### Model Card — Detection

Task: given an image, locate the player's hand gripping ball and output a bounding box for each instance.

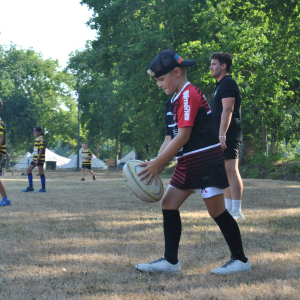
[123,160,164,203]
[80,153,90,161]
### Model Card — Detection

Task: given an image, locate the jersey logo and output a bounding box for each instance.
[183,90,190,121]
[214,90,217,97]
[166,112,173,115]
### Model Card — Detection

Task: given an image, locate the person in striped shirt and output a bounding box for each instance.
[22,126,46,193]
[80,142,95,181]
[0,99,11,206]
[135,49,251,275]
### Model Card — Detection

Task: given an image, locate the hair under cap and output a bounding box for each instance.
[33,126,43,132]
[149,49,195,78]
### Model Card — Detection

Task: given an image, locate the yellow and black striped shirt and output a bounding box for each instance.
[81,149,92,166]
[33,136,45,163]
[0,118,6,156]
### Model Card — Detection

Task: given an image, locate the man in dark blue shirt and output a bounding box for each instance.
[209,52,245,221]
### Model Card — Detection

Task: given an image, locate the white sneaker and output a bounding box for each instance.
[135,257,181,273]
[211,258,251,274]
[230,210,246,222]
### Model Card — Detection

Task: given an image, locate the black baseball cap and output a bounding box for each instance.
[33,126,43,132]
[149,49,195,78]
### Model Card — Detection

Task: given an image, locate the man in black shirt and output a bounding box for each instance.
[209,52,245,221]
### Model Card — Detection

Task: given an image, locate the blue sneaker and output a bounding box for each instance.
[22,187,34,192]
[0,199,11,206]
[35,189,46,193]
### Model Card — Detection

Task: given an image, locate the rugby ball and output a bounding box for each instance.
[123,160,164,203]
[80,153,90,160]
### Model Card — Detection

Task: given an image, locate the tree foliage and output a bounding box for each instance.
[69,0,300,158]
[0,44,77,159]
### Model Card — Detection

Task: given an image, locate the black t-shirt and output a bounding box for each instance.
[210,75,242,141]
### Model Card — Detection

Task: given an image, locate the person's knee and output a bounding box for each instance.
[161,197,175,210]
[207,207,225,219]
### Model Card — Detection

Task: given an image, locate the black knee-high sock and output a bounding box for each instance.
[163,210,181,264]
[214,210,247,263]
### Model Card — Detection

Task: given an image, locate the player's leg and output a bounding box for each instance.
[0,180,11,206]
[81,167,85,181]
[89,168,96,180]
[223,140,245,221]
[202,191,251,274]
[22,164,35,192]
[225,158,245,220]
[35,165,46,193]
[135,186,193,273]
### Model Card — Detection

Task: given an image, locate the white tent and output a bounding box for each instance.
[14,152,32,170]
[25,148,71,169]
[68,153,75,159]
[118,150,136,163]
[62,151,108,170]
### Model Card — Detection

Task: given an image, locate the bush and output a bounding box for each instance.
[288,164,300,174]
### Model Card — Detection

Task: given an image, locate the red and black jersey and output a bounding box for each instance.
[166,82,229,190]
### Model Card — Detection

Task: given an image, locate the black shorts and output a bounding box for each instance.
[0,154,5,168]
[82,165,91,170]
[223,140,241,160]
[30,161,44,167]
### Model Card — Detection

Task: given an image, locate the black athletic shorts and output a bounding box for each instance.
[31,161,44,166]
[223,140,241,160]
[0,154,5,167]
[82,165,91,170]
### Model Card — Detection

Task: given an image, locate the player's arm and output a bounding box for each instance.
[157,135,172,173]
[219,97,235,150]
[139,127,192,183]
[0,125,3,148]
[158,135,172,156]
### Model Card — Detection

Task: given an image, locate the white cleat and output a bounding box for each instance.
[135,257,181,274]
[230,210,246,222]
[211,258,252,275]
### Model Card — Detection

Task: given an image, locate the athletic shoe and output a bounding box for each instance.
[211,257,251,275]
[80,178,85,181]
[93,175,96,180]
[35,189,47,193]
[22,187,34,192]
[0,199,11,206]
[231,210,246,222]
[135,257,181,273]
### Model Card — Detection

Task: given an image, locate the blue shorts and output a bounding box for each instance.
[31,161,44,167]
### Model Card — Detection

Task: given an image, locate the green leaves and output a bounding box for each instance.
[0,45,77,154]
[70,0,300,157]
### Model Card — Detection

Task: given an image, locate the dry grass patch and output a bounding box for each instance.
[0,171,299,299]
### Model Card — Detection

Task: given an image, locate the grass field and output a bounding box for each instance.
[0,170,299,300]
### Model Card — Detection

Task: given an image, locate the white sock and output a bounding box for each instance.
[232,200,242,213]
[225,198,232,212]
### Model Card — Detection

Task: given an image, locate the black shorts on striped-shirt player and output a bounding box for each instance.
[82,164,91,169]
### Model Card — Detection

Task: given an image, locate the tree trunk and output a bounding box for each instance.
[95,141,99,158]
[136,151,144,160]
[119,143,123,160]
[145,144,150,161]
[115,138,118,168]
[270,131,276,153]
[262,124,267,154]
